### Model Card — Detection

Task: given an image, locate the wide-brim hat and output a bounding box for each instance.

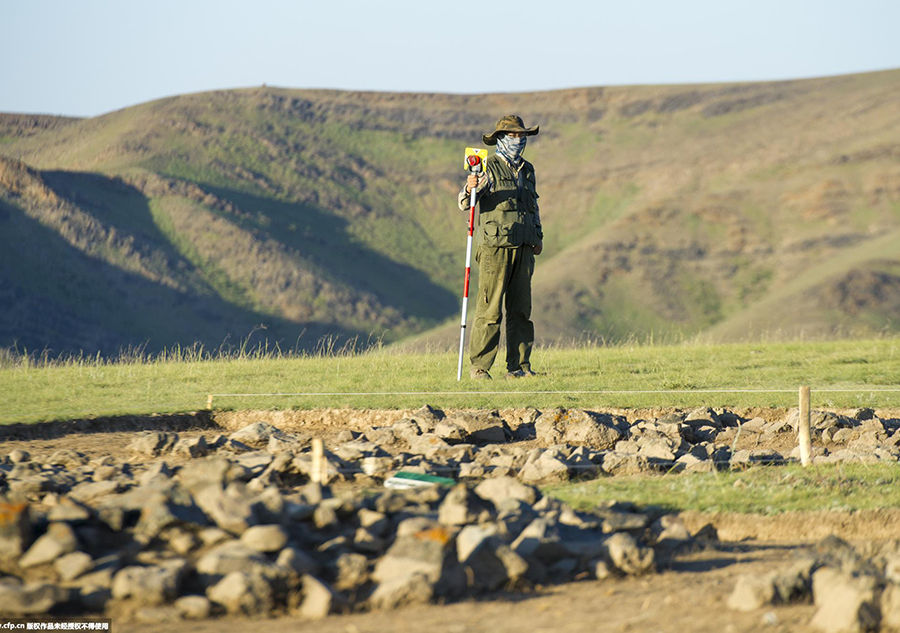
[482,115,540,146]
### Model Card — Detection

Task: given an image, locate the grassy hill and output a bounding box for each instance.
[2,70,900,357]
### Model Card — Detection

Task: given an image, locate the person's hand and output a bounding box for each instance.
[534,243,543,256]
[465,173,481,193]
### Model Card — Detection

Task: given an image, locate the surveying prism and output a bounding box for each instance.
[456,147,489,381]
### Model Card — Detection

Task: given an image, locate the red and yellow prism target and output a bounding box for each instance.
[464,147,488,172]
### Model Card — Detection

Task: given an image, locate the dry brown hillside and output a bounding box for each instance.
[2,69,900,356]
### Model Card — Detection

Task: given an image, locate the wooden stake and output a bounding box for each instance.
[206,394,213,411]
[311,438,324,484]
[798,386,812,467]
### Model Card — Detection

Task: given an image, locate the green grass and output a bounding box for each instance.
[1,338,899,425]
[548,462,900,514]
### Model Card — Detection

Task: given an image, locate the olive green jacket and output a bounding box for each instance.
[458,154,543,248]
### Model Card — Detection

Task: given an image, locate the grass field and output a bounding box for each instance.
[1,338,898,425]
[549,462,900,514]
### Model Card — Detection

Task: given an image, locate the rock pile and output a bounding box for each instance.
[728,536,900,633]
[0,432,680,621]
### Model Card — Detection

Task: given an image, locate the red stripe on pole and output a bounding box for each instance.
[463,267,471,296]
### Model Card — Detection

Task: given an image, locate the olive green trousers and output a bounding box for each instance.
[469,244,535,373]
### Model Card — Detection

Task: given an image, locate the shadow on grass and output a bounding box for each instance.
[0,411,218,441]
[0,175,370,358]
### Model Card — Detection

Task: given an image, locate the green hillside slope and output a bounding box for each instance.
[2,70,900,356]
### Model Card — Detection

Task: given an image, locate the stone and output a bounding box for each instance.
[127,432,178,457]
[361,456,393,478]
[364,427,398,446]
[459,463,487,479]
[392,418,422,440]
[592,559,612,579]
[434,420,466,442]
[652,515,693,552]
[94,466,120,485]
[727,574,776,612]
[240,525,289,553]
[535,408,624,449]
[730,449,784,467]
[456,525,527,591]
[207,570,275,615]
[138,462,174,487]
[167,530,200,556]
[93,464,121,481]
[229,422,288,447]
[178,457,248,493]
[78,585,111,612]
[444,411,508,444]
[174,595,212,620]
[235,451,274,472]
[136,491,209,540]
[111,562,186,606]
[333,440,382,463]
[518,451,570,483]
[47,499,92,524]
[604,532,654,575]
[373,527,458,591]
[196,541,284,588]
[408,434,454,459]
[0,582,63,614]
[8,449,31,463]
[292,453,343,485]
[334,552,369,592]
[411,405,442,432]
[810,567,880,633]
[358,508,389,536]
[354,528,386,554]
[474,477,539,506]
[68,480,122,503]
[172,436,209,458]
[438,484,494,526]
[773,558,816,603]
[46,449,88,468]
[881,584,900,632]
[54,551,94,581]
[591,506,650,533]
[600,452,652,476]
[0,501,31,560]
[198,527,231,547]
[685,407,722,427]
[276,546,320,576]
[298,574,339,619]
[133,606,181,624]
[369,572,434,610]
[19,522,78,568]
[638,439,677,463]
[511,516,569,562]
[75,556,120,591]
[313,504,339,530]
[217,438,253,454]
[194,484,258,534]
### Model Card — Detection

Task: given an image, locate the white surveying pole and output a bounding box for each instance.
[457,148,486,381]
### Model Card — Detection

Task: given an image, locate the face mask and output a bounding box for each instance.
[497,134,526,162]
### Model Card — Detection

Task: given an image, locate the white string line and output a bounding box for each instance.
[210,388,900,397]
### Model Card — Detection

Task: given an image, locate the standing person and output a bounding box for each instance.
[458,115,543,380]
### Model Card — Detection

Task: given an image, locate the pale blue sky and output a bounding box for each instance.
[2,0,899,117]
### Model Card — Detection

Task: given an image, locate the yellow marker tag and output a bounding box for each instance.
[464,147,488,173]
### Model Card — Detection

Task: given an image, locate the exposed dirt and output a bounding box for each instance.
[5,407,900,631]
[681,509,900,542]
[120,543,818,633]
[3,405,899,468]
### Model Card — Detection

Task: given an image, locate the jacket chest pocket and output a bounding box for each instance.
[482,223,521,248]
